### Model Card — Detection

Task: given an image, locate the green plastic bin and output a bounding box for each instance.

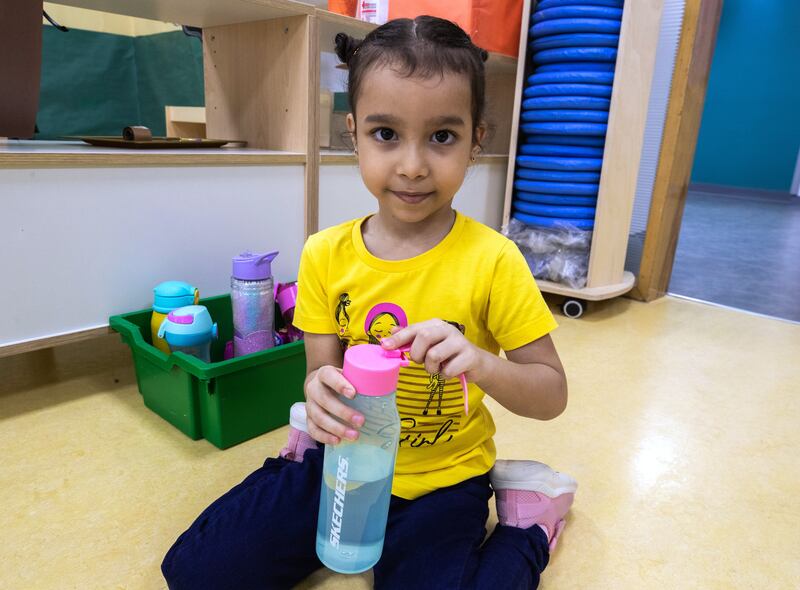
[109,294,306,449]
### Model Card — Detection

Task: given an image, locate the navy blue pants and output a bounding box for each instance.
[162,445,550,589]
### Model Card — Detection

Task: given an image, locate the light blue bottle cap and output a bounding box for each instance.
[158,305,218,347]
[153,281,198,313]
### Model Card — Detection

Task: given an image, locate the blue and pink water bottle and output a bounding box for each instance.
[151,281,199,354]
[316,344,405,574]
[157,305,218,363]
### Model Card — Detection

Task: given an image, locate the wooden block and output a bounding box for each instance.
[165,106,207,139]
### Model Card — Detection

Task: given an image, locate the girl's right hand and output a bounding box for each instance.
[304,365,365,445]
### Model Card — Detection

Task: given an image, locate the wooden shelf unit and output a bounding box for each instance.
[18,1,520,236]
[502,0,664,302]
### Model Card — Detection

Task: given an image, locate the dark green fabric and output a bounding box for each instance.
[36,27,204,139]
[134,31,205,137]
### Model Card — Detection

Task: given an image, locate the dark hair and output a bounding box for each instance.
[335,293,351,323]
[367,312,399,344]
[334,16,489,141]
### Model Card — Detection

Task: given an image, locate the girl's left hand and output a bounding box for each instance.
[380,319,488,381]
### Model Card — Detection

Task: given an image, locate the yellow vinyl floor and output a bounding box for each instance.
[1,296,798,589]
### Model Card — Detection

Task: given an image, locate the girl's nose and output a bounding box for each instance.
[396,145,429,180]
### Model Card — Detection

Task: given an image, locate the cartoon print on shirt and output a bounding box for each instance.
[364,302,408,344]
[424,373,446,416]
[367,312,399,344]
[421,320,466,417]
[334,293,352,349]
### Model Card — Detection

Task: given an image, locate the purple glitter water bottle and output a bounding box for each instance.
[231,251,278,357]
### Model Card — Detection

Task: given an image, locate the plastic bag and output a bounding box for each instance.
[503,218,592,289]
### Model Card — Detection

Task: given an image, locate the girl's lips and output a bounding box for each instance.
[392,190,434,204]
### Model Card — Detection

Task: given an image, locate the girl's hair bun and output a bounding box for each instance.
[479,48,489,62]
[335,32,363,64]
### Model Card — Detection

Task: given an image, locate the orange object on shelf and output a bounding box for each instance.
[328,0,357,17]
[328,0,523,57]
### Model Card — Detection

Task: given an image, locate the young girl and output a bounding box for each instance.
[162,16,577,589]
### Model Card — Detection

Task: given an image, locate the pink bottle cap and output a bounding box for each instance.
[344,344,470,414]
[343,344,410,396]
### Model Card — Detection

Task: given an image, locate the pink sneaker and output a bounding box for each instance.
[279,402,317,462]
[490,460,577,552]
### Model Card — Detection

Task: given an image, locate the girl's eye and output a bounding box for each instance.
[432,130,456,145]
[371,128,397,142]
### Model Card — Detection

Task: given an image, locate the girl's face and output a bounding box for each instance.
[347,65,484,226]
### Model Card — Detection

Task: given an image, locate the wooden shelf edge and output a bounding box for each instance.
[0,151,307,168]
[320,152,358,164]
[538,271,636,301]
[0,326,112,358]
[48,0,314,28]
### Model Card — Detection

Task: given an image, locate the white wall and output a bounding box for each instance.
[1,165,305,347]
[2,159,508,348]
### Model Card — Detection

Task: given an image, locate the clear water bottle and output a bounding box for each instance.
[316,344,406,574]
[231,251,278,357]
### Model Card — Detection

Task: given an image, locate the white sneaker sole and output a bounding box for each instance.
[490,460,578,496]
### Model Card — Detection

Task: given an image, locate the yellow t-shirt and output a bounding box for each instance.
[293,212,558,499]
